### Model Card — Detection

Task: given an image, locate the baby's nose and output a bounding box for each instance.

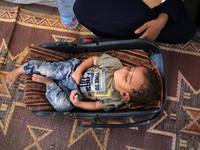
[122,69,128,74]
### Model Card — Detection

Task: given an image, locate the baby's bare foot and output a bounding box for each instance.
[7,66,24,86]
[32,74,54,86]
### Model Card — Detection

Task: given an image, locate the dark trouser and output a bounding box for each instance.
[74,0,197,44]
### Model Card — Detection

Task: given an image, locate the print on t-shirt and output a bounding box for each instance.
[80,68,106,94]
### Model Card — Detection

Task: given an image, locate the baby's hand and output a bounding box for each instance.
[70,90,80,106]
[72,70,82,85]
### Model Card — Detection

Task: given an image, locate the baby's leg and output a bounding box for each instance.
[32,74,54,86]
[7,65,24,86]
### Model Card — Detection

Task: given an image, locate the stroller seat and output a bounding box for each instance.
[24,39,167,128]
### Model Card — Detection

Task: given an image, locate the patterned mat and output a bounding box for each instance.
[0,1,200,150]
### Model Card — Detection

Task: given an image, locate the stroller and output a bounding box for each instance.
[25,38,167,128]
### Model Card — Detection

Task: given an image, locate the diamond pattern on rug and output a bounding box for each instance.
[25,125,54,150]
[0,38,25,135]
[147,71,200,150]
[68,120,110,150]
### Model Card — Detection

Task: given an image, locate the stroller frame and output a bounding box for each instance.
[31,39,167,128]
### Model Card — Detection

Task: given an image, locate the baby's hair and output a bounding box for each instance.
[129,67,161,107]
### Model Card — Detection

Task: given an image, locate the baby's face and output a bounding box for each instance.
[114,66,147,94]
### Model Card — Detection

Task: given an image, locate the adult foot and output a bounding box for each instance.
[32,74,54,86]
[7,66,24,86]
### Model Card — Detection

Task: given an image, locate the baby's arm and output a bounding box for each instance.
[70,90,102,110]
[72,56,99,84]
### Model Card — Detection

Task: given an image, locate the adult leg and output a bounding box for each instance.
[74,0,196,43]
[74,0,156,38]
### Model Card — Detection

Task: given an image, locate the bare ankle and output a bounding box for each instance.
[19,65,24,74]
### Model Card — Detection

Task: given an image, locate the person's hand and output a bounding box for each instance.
[135,13,169,41]
[72,69,82,85]
[70,90,80,106]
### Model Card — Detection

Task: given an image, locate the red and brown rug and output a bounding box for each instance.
[0,1,200,150]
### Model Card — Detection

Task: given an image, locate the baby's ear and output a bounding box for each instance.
[120,92,130,100]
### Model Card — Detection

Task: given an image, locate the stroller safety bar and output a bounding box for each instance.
[80,110,163,128]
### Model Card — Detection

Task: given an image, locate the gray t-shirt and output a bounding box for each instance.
[80,54,128,111]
